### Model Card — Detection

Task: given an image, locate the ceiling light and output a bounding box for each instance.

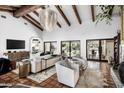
[40,6,57,32]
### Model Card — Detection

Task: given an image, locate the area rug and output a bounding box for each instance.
[27,67,56,83]
[12,67,56,83]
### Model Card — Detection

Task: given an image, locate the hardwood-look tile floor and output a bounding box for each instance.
[0,62,116,88]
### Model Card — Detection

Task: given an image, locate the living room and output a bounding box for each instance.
[0,4,124,88]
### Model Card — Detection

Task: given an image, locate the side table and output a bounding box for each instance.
[18,60,30,78]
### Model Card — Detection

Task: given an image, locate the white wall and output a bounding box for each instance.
[42,17,120,59]
[0,11,121,59]
[0,11,43,54]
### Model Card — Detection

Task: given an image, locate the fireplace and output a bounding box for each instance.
[110,44,124,88]
[111,68,124,88]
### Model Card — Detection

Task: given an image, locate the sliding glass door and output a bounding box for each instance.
[71,41,80,57]
[61,41,70,57]
[101,40,114,61]
[87,40,100,60]
[61,40,80,57]
[86,39,114,62]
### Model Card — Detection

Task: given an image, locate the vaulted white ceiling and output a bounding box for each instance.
[7,5,121,31]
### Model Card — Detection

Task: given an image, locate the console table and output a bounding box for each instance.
[42,58,48,74]
[41,55,60,73]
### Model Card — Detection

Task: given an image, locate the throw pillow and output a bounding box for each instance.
[60,58,72,69]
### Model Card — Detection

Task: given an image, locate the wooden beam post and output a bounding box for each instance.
[72,5,82,24]
[26,14,41,26]
[57,22,61,28]
[0,5,18,12]
[55,5,71,26]
[14,5,43,17]
[33,11,39,16]
[23,14,43,31]
[91,5,95,22]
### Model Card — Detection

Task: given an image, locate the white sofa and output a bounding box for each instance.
[30,56,42,73]
[55,61,79,87]
[31,54,60,73]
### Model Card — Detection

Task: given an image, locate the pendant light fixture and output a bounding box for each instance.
[40,6,57,32]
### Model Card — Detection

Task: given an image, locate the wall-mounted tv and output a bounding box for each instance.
[7,39,25,49]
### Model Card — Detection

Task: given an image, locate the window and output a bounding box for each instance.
[44,41,57,54]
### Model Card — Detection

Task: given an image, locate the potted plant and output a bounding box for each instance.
[96,5,124,24]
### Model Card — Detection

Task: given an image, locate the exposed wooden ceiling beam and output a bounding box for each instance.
[55,5,71,26]
[23,16,43,31]
[0,5,43,31]
[23,14,43,31]
[33,10,62,28]
[14,5,43,17]
[0,5,18,12]
[91,5,95,22]
[72,5,82,24]
[26,14,41,26]
[33,11,39,16]
[0,9,12,13]
[57,22,61,28]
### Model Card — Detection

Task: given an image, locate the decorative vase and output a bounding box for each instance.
[118,61,124,84]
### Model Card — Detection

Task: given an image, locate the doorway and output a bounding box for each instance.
[86,39,114,62]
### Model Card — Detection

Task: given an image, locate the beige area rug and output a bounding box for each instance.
[12,67,56,83]
[28,67,56,83]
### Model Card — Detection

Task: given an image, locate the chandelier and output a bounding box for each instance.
[40,6,57,32]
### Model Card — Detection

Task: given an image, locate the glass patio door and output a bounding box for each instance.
[87,40,100,60]
[86,39,114,62]
[101,40,114,61]
[61,41,70,57]
[71,41,80,57]
[61,40,80,57]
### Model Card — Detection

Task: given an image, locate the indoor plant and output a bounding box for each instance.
[96,5,124,24]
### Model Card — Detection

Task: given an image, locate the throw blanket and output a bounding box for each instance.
[0,58,12,74]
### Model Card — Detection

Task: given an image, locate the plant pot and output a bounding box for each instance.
[118,61,124,84]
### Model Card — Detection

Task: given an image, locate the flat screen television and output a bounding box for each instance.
[7,39,25,49]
